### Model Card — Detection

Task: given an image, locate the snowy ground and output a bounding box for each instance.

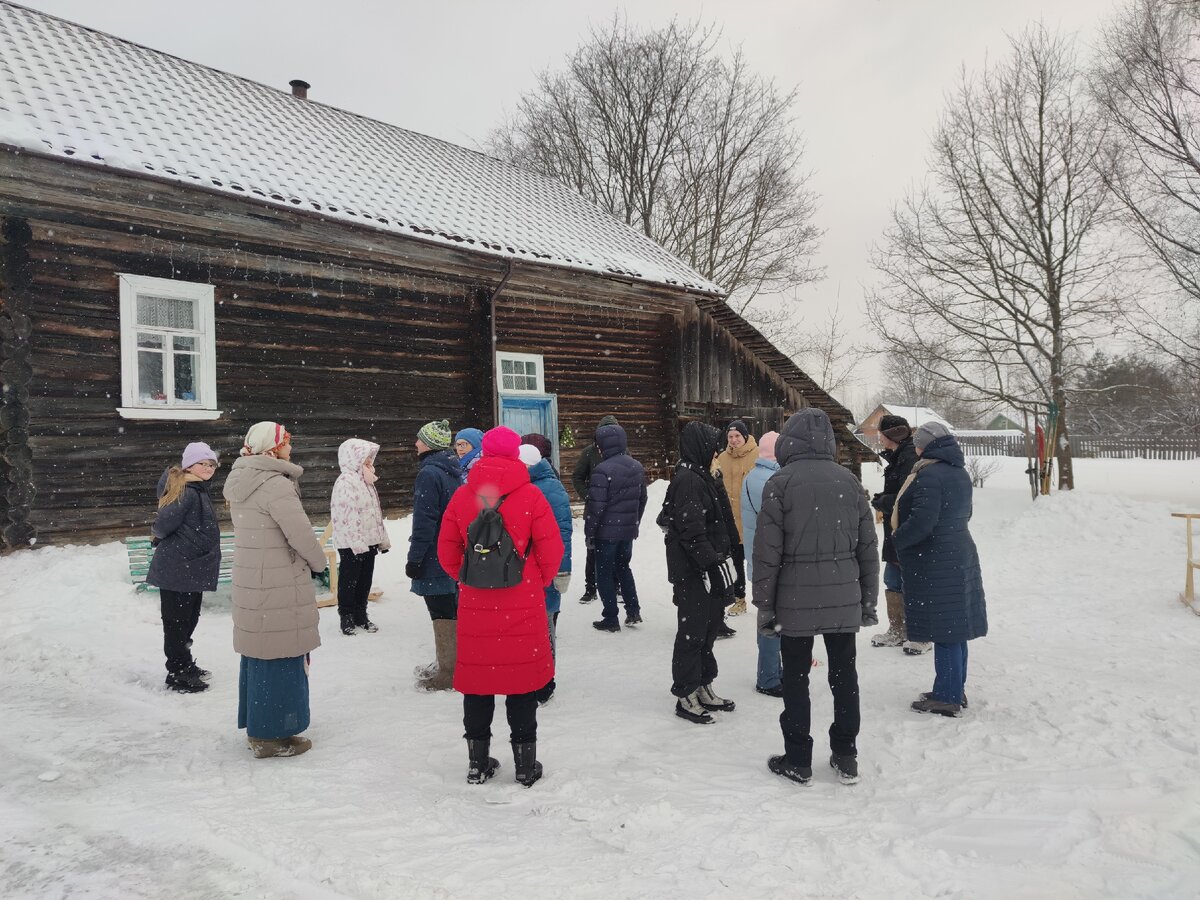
[2,458,1199,899]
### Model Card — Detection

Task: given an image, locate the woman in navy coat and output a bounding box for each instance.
[891,423,987,717]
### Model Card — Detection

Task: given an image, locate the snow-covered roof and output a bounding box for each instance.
[0,2,722,295]
[876,404,955,431]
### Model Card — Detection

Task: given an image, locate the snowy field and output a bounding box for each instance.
[2,457,1199,899]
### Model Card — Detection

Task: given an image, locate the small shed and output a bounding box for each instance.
[857,403,954,448]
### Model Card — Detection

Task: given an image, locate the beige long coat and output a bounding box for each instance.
[223,455,327,660]
[716,434,759,542]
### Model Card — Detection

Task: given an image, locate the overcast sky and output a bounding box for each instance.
[21,0,1123,411]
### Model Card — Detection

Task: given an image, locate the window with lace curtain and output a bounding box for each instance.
[117,274,220,420]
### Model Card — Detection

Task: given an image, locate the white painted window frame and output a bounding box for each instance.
[496,350,546,395]
[117,273,220,420]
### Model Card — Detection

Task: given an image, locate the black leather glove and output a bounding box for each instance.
[405,559,421,579]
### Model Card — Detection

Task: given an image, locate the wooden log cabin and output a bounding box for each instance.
[0,2,870,549]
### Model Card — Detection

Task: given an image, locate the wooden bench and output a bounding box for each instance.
[1171,513,1200,616]
[125,524,381,607]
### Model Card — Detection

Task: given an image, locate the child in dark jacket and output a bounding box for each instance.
[147,442,222,693]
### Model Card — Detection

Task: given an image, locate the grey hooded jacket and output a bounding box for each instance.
[750,409,879,637]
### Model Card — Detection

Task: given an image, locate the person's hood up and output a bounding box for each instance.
[919,433,965,468]
[222,455,304,503]
[776,408,836,465]
[338,438,379,475]
[597,414,619,432]
[421,448,462,480]
[596,423,628,459]
[679,421,722,468]
[466,454,531,500]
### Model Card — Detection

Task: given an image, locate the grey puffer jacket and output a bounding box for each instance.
[751,409,879,637]
[223,455,327,660]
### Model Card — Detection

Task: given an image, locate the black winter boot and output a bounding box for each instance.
[513,741,543,787]
[340,614,356,636]
[165,670,209,693]
[830,753,860,785]
[466,739,499,784]
[768,755,813,785]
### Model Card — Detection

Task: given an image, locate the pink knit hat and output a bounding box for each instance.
[181,441,218,469]
[481,426,521,459]
[758,431,780,462]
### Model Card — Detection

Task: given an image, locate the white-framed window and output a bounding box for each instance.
[117,274,220,420]
[497,351,545,394]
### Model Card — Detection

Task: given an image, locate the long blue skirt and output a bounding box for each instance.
[237,655,310,740]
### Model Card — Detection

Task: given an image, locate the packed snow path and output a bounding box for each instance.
[1,459,1198,899]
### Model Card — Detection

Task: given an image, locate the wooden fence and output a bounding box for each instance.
[954,432,1200,460]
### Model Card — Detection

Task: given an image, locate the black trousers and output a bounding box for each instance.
[779,633,860,767]
[670,574,727,697]
[337,547,377,622]
[462,692,538,744]
[160,589,202,675]
[584,545,597,593]
[423,592,458,621]
[732,543,746,600]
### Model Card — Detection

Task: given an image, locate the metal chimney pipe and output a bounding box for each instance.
[289,79,310,100]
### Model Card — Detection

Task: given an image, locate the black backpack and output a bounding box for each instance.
[459,493,527,589]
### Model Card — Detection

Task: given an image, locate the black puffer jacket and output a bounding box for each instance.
[658,423,739,583]
[871,437,918,564]
[584,424,648,542]
[146,470,222,593]
[751,409,879,637]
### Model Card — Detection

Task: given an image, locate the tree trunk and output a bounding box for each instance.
[1054,389,1075,491]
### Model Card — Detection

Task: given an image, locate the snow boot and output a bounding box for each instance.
[830,753,859,785]
[165,670,209,693]
[675,691,715,724]
[467,739,499,784]
[903,641,932,655]
[356,617,379,633]
[249,736,311,758]
[340,614,357,636]
[578,590,596,604]
[714,621,737,640]
[624,612,643,626]
[186,662,212,680]
[910,697,963,717]
[871,591,907,646]
[756,684,784,698]
[419,619,456,691]
[592,619,620,633]
[413,660,438,680]
[768,755,813,785]
[513,741,543,787]
[727,597,748,616]
[697,683,736,712]
[920,690,968,709]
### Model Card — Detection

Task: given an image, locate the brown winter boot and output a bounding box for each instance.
[248,736,312,758]
[870,591,907,647]
[419,619,457,691]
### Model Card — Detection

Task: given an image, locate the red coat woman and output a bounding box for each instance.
[438,430,563,694]
[437,427,564,786]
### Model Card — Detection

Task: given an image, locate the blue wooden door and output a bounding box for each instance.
[499,394,559,469]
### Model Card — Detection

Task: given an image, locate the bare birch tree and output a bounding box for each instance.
[866,26,1118,490]
[1095,0,1200,369]
[489,18,822,311]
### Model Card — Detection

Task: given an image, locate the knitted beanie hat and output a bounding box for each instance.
[879,414,912,443]
[914,421,952,451]
[518,444,542,467]
[417,419,452,451]
[241,422,290,456]
[482,426,521,459]
[455,427,483,450]
[728,419,750,441]
[758,431,779,462]
[521,433,553,460]
[181,441,218,469]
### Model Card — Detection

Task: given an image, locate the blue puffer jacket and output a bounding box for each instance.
[146,469,222,593]
[892,434,988,643]
[584,424,648,543]
[740,456,779,584]
[529,458,573,614]
[408,449,462,596]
